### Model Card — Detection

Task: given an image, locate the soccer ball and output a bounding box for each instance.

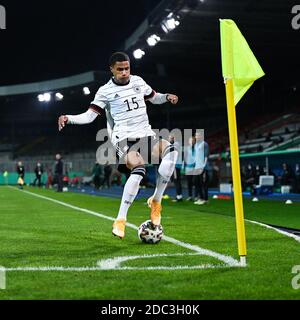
[138,220,164,244]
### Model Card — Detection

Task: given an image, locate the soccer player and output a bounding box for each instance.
[58,52,179,239]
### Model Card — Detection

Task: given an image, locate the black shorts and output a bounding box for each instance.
[116,136,159,173]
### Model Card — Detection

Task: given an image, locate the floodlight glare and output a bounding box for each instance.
[38,94,45,102]
[146,34,161,47]
[133,49,145,59]
[38,93,51,102]
[83,87,90,95]
[43,93,51,102]
[161,14,180,33]
[55,92,64,101]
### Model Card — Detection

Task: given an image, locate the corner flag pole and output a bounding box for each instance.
[220,19,264,266]
[224,77,247,266]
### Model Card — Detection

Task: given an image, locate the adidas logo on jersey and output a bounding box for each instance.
[114,94,120,98]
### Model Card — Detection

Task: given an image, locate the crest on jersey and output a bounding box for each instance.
[132,84,141,93]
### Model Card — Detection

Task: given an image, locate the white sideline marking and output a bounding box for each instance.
[4,187,241,271]
[245,219,300,243]
[5,266,103,272]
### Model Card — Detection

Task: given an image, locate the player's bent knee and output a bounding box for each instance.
[125,151,145,170]
[131,165,146,179]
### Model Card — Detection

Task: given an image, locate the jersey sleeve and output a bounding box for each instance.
[90,87,108,113]
[142,78,156,100]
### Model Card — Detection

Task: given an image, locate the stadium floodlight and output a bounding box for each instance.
[146,34,161,47]
[38,93,51,102]
[83,87,90,95]
[55,92,64,101]
[38,94,45,102]
[161,13,180,33]
[133,49,145,59]
[43,93,51,102]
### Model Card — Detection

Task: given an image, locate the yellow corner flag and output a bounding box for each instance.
[220,19,265,266]
[220,19,265,106]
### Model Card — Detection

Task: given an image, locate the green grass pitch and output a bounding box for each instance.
[0,186,300,299]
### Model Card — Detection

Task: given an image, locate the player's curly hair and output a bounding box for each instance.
[109,52,130,66]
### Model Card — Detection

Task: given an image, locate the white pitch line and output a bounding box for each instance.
[5,266,103,272]
[96,253,240,270]
[4,264,232,272]
[245,219,300,243]
[5,254,238,271]
[6,187,241,269]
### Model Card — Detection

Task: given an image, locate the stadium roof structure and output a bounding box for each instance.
[0,71,111,96]
[124,0,300,87]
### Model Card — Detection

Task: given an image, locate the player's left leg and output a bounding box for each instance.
[148,140,178,225]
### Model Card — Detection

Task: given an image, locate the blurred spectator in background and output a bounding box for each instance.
[103,162,112,188]
[16,161,25,189]
[194,131,210,205]
[63,175,70,187]
[169,134,183,202]
[46,169,53,188]
[70,175,80,187]
[33,162,43,187]
[111,165,122,186]
[184,135,197,201]
[92,162,103,190]
[281,163,294,187]
[54,154,63,192]
[46,169,53,189]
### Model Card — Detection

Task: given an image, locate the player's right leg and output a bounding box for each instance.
[112,150,145,239]
[148,140,178,226]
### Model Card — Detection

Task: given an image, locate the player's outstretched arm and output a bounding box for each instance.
[58,108,99,131]
[147,92,179,105]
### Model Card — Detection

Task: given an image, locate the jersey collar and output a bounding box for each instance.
[112,77,130,86]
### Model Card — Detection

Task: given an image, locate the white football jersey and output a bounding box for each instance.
[91,75,156,146]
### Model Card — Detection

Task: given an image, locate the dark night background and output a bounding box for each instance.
[0,0,162,84]
[0,0,299,157]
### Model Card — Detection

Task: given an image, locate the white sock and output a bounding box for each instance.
[153,148,178,203]
[117,172,144,220]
